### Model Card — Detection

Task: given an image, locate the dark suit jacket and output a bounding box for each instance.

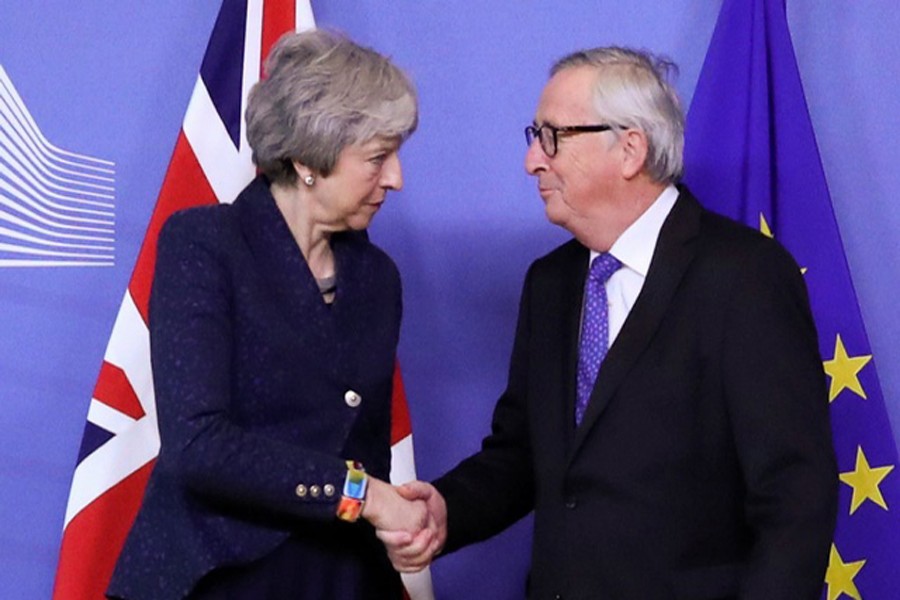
[434,187,837,600]
[108,177,402,599]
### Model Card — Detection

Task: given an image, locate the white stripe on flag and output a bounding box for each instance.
[63,407,159,528]
[87,398,137,435]
[296,0,316,32]
[391,434,436,600]
[240,1,263,159]
[104,291,156,423]
[183,79,254,204]
[389,434,417,486]
[63,291,158,527]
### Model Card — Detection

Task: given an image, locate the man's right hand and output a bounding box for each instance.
[376,480,447,573]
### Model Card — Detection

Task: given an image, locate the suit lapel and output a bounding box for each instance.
[236,177,340,372]
[562,244,591,451]
[530,240,590,454]
[568,190,703,461]
[328,230,382,384]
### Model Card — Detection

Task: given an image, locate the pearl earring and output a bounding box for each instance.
[303,175,315,187]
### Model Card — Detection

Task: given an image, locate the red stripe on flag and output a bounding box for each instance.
[391,360,412,445]
[129,132,218,322]
[93,361,145,420]
[51,461,156,600]
[261,0,295,75]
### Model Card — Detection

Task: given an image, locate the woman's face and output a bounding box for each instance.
[312,136,404,231]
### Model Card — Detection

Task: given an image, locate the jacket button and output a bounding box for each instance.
[324,484,336,497]
[564,497,577,509]
[344,390,362,407]
[295,484,308,498]
[554,595,564,600]
[310,485,321,498]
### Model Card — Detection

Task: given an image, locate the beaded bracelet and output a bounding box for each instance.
[336,460,367,522]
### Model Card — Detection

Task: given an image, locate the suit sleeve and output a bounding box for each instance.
[722,240,837,599]
[150,211,347,523]
[433,265,538,553]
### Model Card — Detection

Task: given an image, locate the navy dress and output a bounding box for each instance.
[107,176,403,600]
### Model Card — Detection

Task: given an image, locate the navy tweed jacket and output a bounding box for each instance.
[108,176,402,599]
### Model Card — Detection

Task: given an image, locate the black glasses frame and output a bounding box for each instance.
[525,123,616,157]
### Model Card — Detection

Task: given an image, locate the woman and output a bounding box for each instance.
[108,30,423,599]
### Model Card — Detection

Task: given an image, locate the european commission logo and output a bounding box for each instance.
[0,65,115,267]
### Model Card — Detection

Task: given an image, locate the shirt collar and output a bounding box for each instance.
[590,185,679,277]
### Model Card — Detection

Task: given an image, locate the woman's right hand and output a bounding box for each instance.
[360,477,428,536]
[376,481,447,573]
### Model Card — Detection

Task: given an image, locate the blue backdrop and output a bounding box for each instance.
[1,2,898,598]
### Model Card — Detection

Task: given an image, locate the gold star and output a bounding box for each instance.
[760,212,774,238]
[839,446,894,515]
[825,544,865,600]
[823,334,872,402]
[759,212,806,273]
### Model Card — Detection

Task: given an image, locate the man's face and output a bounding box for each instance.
[525,66,623,234]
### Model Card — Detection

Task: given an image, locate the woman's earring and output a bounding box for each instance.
[303,175,315,187]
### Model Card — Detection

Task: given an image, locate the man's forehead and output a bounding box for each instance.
[535,67,597,122]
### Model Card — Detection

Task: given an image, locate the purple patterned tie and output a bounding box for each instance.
[575,253,622,425]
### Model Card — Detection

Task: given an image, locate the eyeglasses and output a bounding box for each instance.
[525,123,617,157]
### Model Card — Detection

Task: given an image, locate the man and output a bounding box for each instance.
[384,47,837,599]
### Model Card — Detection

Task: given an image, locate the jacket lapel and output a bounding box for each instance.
[560,244,591,452]
[236,177,340,372]
[543,241,592,457]
[568,189,703,461]
[327,230,382,384]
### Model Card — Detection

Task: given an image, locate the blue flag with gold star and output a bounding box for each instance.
[683,0,900,598]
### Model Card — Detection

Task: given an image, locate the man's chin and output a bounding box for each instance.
[544,204,568,227]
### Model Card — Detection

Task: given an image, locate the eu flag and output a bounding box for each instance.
[684,0,900,597]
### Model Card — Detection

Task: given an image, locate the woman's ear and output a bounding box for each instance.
[292,159,316,187]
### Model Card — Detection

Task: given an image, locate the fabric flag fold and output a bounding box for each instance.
[52,1,432,598]
[683,0,900,598]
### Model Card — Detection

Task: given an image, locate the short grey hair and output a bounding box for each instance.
[246,29,418,184]
[552,47,684,184]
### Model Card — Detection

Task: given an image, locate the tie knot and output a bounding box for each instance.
[589,253,622,284]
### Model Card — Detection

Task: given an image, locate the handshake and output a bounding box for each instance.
[361,479,448,572]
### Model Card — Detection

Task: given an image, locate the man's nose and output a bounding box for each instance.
[525,137,547,175]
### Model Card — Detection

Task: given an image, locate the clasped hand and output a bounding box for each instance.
[363,479,447,572]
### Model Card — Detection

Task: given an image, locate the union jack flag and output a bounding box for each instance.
[51,1,432,598]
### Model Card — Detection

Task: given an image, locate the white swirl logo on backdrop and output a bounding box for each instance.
[0,65,115,267]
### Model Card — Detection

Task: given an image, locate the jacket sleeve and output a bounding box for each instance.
[433,264,538,553]
[149,210,348,523]
[722,240,838,599]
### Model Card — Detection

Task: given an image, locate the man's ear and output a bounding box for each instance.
[620,129,649,180]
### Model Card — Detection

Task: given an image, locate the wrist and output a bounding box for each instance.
[360,478,399,530]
